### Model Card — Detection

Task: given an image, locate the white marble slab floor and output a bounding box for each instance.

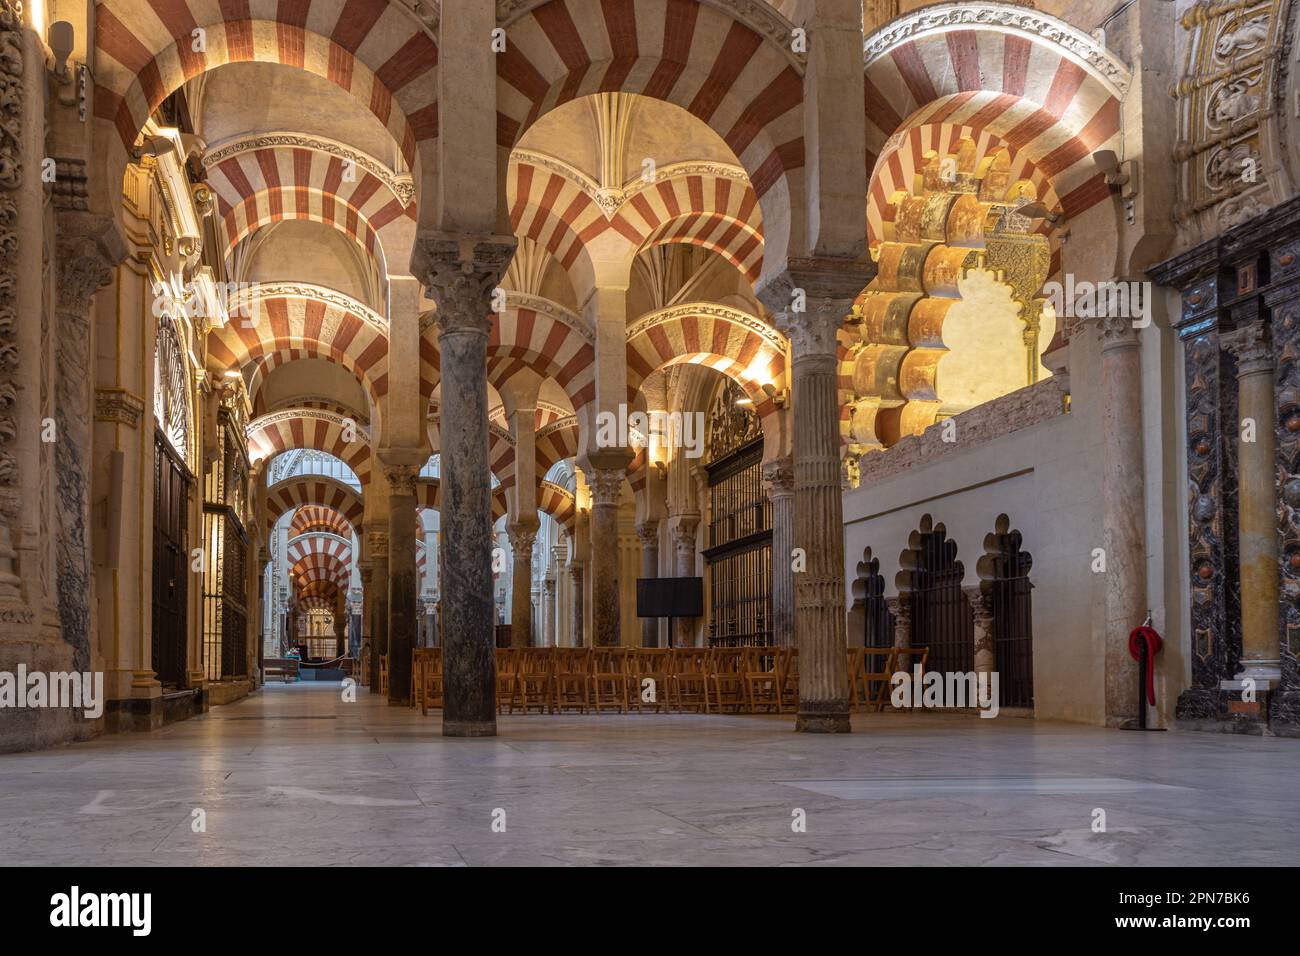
[1,681,1297,866]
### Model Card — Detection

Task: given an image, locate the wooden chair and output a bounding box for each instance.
[378,654,389,696]
[671,649,712,713]
[588,648,629,713]
[779,648,799,712]
[887,646,929,710]
[742,646,784,713]
[861,647,899,713]
[552,648,589,714]
[513,648,554,714]
[710,648,748,713]
[845,647,866,712]
[495,648,520,715]
[420,649,444,715]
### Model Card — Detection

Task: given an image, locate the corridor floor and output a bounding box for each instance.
[1,682,1297,866]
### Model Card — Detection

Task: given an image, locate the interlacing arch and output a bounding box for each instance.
[863,3,1130,220]
[289,551,351,594]
[289,506,354,539]
[496,0,806,208]
[286,531,352,575]
[508,155,765,286]
[209,284,390,429]
[625,302,789,422]
[535,416,579,477]
[537,479,577,534]
[488,295,596,414]
[264,475,364,537]
[415,478,510,524]
[248,409,373,486]
[93,1,438,175]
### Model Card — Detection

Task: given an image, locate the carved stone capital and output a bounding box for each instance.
[1222,320,1273,377]
[412,232,516,336]
[1093,312,1141,352]
[636,520,659,545]
[94,387,146,427]
[366,531,390,559]
[762,455,795,496]
[672,514,700,547]
[507,520,539,553]
[382,462,420,497]
[586,466,625,506]
[758,257,874,357]
[56,212,126,314]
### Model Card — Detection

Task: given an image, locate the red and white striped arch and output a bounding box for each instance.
[487,422,518,493]
[508,158,765,288]
[488,296,595,414]
[289,505,354,539]
[248,409,373,486]
[208,144,416,267]
[265,475,364,537]
[864,5,1129,224]
[497,0,805,205]
[94,1,437,172]
[535,417,579,477]
[209,286,389,423]
[537,480,577,534]
[625,303,788,423]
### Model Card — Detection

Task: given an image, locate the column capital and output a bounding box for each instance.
[672,513,700,542]
[381,461,420,496]
[757,257,873,355]
[762,455,795,497]
[636,519,659,544]
[55,212,126,314]
[412,231,516,336]
[507,520,539,550]
[1222,320,1273,376]
[366,530,390,559]
[1093,312,1141,352]
[585,457,628,505]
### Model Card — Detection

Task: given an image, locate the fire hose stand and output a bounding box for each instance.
[1121,621,1166,732]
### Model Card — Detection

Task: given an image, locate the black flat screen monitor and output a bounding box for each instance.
[636,577,703,619]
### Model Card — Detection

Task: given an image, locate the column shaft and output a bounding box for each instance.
[764,457,795,647]
[385,466,419,705]
[637,520,659,646]
[588,464,625,646]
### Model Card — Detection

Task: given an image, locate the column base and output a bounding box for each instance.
[442,719,497,738]
[1174,680,1283,735]
[795,700,851,734]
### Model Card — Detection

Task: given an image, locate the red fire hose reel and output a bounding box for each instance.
[1126,622,1164,731]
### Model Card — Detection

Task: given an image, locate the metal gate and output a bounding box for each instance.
[911,526,973,675]
[860,559,895,698]
[151,429,192,687]
[991,529,1034,708]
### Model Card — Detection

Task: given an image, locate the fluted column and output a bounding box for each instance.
[570,562,585,647]
[1224,321,1281,684]
[587,456,628,646]
[761,262,868,732]
[507,519,539,647]
[763,456,795,647]
[542,577,557,647]
[55,213,126,673]
[636,519,660,646]
[366,530,389,692]
[670,515,699,647]
[965,586,996,676]
[1096,314,1148,725]
[416,234,514,736]
[383,460,420,705]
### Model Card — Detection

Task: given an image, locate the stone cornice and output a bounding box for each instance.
[202,131,416,208]
[95,387,147,427]
[864,2,1131,98]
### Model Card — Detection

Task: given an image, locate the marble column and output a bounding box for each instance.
[507,519,539,647]
[358,561,373,679]
[417,235,514,736]
[383,461,420,704]
[587,457,628,647]
[637,519,660,646]
[761,264,866,733]
[1223,321,1281,684]
[542,577,557,646]
[1097,315,1148,726]
[670,515,699,648]
[570,562,585,647]
[366,530,389,693]
[763,456,796,647]
[965,586,996,677]
[55,213,126,674]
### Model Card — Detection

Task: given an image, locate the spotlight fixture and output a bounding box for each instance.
[1013,201,1062,225]
[47,20,74,77]
[760,382,789,408]
[132,134,178,162]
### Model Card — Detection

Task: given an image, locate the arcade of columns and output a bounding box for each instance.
[9,0,1299,752]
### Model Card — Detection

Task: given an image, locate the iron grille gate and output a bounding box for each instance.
[151,429,192,687]
[704,438,772,647]
[202,506,249,680]
[860,563,895,698]
[912,528,973,676]
[992,530,1034,708]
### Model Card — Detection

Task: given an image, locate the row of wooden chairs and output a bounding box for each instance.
[407,646,930,717]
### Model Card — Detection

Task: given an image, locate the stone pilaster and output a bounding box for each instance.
[586,455,628,647]
[415,233,514,737]
[507,519,539,647]
[671,514,699,648]
[636,519,659,646]
[1096,313,1149,727]
[763,456,796,647]
[542,577,556,647]
[382,460,420,705]
[55,213,126,674]
[760,259,871,733]
[1223,321,1280,686]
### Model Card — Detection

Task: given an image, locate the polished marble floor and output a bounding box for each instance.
[1,682,1297,866]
